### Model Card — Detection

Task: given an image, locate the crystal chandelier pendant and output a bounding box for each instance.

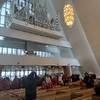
[63,3,74,27]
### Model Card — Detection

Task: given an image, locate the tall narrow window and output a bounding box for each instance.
[0,47,2,54]
[8,48,12,54]
[3,47,7,54]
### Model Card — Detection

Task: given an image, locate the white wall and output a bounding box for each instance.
[0,27,71,48]
[0,54,80,66]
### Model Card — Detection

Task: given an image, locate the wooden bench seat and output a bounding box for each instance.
[81,96,92,100]
[72,95,90,100]
[92,95,100,100]
[56,93,71,100]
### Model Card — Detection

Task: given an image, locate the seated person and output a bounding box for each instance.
[41,81,47,89]
[80,78,84,88]
[94,83,100,96]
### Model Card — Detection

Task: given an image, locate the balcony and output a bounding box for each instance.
[9,18,63,39]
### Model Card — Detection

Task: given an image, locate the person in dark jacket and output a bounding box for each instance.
[84,72,94,88]
[25,71,37,100]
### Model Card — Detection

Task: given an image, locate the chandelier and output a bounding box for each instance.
[63,3,74,27]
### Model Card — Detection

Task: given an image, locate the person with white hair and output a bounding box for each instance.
[58,74,63,85]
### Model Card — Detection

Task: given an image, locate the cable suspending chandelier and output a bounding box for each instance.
[63,3,74,27]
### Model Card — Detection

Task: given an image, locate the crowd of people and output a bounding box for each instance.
[0,71,99,100]
[0,73,81,90]
[0,76,26,90]
[0,72,97,91]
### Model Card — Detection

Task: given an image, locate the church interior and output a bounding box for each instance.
[0,0,100,100]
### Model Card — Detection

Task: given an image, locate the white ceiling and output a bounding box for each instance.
[51,0,100,76]
[73,0,100,67]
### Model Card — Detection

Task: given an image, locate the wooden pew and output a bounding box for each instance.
[75,88,95,96]
[55,93,71,100]
[92,95,100,100]
[81,96,92,100]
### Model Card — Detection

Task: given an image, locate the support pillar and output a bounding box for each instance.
[65,64,72,76]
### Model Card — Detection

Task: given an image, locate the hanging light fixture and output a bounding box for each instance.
[63,3,74,27]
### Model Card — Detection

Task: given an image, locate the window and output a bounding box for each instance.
[6,71,10,77]
[17,49,21,55]
[3,47,7,54]
[36,51,39,56]
[40,71,42,75]
[0,16,5,25]
[20,49,25,55]
[0,24,4,27]
[6,2,11,9]
[16,71,20,78]
[42,52,45,57]
[25,71,28,76]
[8,48,12,54]
[0,47,2,54]
[1,7,6,16]
[13,48,17,55]
[36,71,39,75]
[1,71,5,77]
[39,51,42,57]
[20,71,24,77]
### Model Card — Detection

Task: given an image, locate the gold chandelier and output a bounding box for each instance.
[63,3,74,27]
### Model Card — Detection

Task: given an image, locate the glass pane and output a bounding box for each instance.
[20,49,25,55]
[42,52,45,57]
[8,48,12,54]
[11,77,14,81]
[40,71,42,75]
[36,71,39,75]
[20,71,24,77]
[6,71,10,77]
[0,24,4,27]
[29,71,31,74]
[36,51,39,56]
[0,16,5,24]
[0,47,2,54]
[3,47,7,54]
[16,71,20,77]
[6,2,10,9]
[13,48,16,55]
[17,49,21,55]
[42,71,45,76]
[1,71,5,77]
[25,71,28,76]
[1,7,5,15]
[11,71,15,76]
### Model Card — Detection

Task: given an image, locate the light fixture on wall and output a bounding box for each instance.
[63,2,74,27]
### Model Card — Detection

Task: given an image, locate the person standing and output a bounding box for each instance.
[25,71,37,100]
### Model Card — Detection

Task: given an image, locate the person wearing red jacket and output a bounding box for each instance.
[12,76,19,89]
[80,78,84,88]
[3,77,10,90]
